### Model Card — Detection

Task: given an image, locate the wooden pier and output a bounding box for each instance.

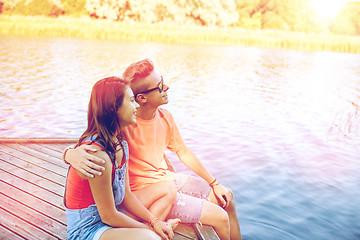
[0,138,219,240]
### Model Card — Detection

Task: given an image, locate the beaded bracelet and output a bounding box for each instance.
[62,145,74,165]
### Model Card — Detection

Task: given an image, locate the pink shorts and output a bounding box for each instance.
[167,174,211,224]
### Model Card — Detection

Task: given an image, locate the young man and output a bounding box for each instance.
[65,59,242,240]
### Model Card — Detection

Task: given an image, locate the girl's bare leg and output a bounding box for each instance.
[100,228,160,240]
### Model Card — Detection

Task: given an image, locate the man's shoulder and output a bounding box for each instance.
[157,107,172,117]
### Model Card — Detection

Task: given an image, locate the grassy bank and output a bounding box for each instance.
[1,15,360,53]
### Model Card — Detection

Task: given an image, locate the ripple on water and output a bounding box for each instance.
[1,35,360,240]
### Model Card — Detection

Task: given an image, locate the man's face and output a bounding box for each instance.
[139,70,169,107]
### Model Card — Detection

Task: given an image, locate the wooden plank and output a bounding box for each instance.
[0,150,66,185]
[25,143,68,159]
[0,194,65,239]
[0,144,67,174]
[19,143,66,162]
[0,224,26,240]
[194,224,220,240]
[0,169,65,210]
[0,180,66,224]
[0,208,48,240]
[43,143,74,153]
[3,143,67,169]
[0,159,64,195]
[174,224,198,240]
[0,138,77,144]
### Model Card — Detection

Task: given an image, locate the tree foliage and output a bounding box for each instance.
[0,0,359,36]
[331,2,360,35]
[85,0,238,26]
[234,0,316,31]
[10,0,63,16]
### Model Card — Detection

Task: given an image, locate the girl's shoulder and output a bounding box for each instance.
[81,136,113,164]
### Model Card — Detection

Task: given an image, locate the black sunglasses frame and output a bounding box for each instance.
[135,76,164,97]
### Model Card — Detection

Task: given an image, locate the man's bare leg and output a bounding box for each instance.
[209,188,242,240]
[199,200,230,240]
[133,181,177,220]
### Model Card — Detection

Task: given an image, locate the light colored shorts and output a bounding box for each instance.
[167,174,211,224]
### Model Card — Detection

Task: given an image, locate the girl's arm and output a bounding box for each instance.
[123,166,174,239]
[87,145,148,229]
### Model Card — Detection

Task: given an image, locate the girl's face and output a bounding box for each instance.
[117,87,139,127]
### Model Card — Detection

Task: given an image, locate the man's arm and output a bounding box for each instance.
[176,145,232,208]
[63,145,106,178]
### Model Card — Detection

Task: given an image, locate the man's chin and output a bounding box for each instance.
[159,100,169,106]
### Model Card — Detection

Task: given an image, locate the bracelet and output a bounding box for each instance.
[149,217,160,228]
[209,178,219,187]
[63,145,74,165]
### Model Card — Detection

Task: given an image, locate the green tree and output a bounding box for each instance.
[234,0,316,31]
[62,0,86,15]
[86,0,238,26]
[331,2,360,35]
[175,0,238,26]
[0,0,20,13]
[13,0,64,16]
[234,0,265,29]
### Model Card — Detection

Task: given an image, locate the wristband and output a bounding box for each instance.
[63,145,74,165]
[209,178,219,187]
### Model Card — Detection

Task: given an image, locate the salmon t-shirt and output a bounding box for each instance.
[122,108,185,191]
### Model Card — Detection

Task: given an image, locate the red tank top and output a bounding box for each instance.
[64,141,117,209]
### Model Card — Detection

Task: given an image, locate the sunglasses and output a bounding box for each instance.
[135,76,164,97]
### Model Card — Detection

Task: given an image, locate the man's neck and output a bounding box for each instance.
[136,107,158,120]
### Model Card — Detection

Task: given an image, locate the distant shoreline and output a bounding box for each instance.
[1,15,360,54]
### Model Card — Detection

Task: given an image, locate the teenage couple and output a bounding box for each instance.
[63,59,242,240]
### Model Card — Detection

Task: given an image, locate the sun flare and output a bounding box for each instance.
[310,0,355,19]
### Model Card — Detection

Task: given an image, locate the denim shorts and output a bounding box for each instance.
[167,174,211,224]
[66,204,127,240]
[66,204,111,240]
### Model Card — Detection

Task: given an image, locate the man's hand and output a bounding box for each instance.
[66,145,105,178]
[212,184,233,209]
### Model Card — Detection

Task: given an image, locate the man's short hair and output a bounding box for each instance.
[123,58,154,83]
[122,58,155,96]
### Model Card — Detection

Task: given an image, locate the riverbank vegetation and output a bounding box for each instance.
[1,0,360,53]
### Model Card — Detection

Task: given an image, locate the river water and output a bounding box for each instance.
[1,35,360,239]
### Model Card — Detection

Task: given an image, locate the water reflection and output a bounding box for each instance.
[1,35,360,239]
